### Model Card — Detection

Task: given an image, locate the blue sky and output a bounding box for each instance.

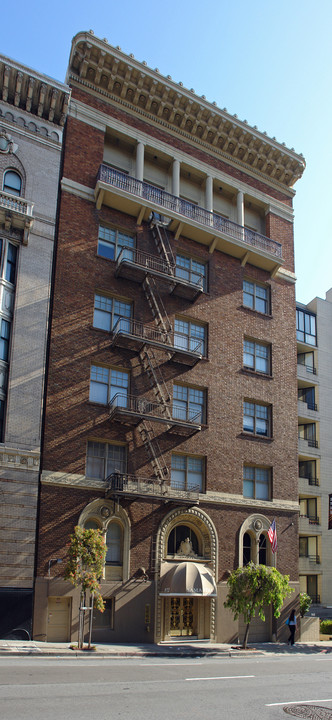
[1,0,331,303]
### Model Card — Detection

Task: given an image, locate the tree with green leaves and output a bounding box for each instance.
[299,591,312,618]
[224,563,294,648]
[65,526,107,648]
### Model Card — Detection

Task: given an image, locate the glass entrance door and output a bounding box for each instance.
[169,598,196,637]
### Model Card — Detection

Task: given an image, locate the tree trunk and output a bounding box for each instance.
[243,622,250,649]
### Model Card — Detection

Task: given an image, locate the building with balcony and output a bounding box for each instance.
[0,56,69,637]
[34,31,304,644]
[297,290,332,609]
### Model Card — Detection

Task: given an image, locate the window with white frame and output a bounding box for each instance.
[243,465,271,500]
[97,226,135,261]
[171,454,204,492]
[243,401,271,437]
[243,279,270,314]
[175,254,207,290]
[89,366,129,406]
[174,317,206,356]
[93,294,132,333]
[86,441,126,479]
[173,384,205,424]
[243,338,270,374]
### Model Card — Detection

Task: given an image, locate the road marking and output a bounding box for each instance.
[267,698,332,707]
[185,675,255,681]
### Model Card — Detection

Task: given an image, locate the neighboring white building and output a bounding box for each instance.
[0,56,69,638]
[297,288,332,611]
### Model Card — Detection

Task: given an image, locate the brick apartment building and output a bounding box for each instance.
[34,31,305,644]
[0,56,69,637]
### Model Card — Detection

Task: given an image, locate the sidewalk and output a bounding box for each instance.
[1,639,332,658]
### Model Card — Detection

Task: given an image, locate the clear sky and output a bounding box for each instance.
[1,0,331,304]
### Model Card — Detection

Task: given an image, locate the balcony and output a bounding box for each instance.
[95,165,283,273]
[110,317,203,366]
[299,555,320,573]
[0,190,34,243]
[297,362,317,383]
[109,393,201,434]
[115,246,204,299]
[299,515,321,534]
[299,476,320,495]
[298,437,319,457]
[105,472,200,505]
[298,399,318,421]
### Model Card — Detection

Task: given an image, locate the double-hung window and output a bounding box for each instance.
[243,401,271,437]
[175,254,206,291]
[173,384,205,424]
[171,454,204,492]
[243,338,270,374]
[89,365,129,407]
[93,294,132,333]
[86,441,126,479]
[243,280,270,314]
[98,226,135,262]
[243,465,271,500]
[174,317,206,356]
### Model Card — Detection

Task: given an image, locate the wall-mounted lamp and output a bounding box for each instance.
[48,558,63,578]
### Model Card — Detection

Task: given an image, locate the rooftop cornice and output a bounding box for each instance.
[67,31,305,189]
[0,55,70,126]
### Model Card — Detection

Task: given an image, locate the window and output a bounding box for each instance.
[106,522,123,564]
[167,525,200,556]
[299,460,318,484]
[0,319,11,362]
[89,365,129,406]
[243,280,270,314]
[243,339,270,374]
[5,243,17,284]
[174,317,206,356]
[93,294,131,332]
[97,226,135,261]
[92,598,114,630]
[297,352,316,374]
[171,454,204,492]
[3,170,21,196]
[300,497,319,524]
[258,534,267,565]
[296,308,316,345]
[243,532,252,565]
[86,441,126,479]
[173,384,205,423]
[243,401,271,437]
[298,423,317,447]
[298,386,316,410]
[175,254,207,291]
[243,465,271,500]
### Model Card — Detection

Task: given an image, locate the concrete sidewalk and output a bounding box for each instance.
[0,639,332,658]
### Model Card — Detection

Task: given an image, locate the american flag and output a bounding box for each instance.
[268,519,277,553]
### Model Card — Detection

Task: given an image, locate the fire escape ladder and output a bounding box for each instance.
[150,220,176,271]
[138,419,169,483]
[142,276,172,340]
[138,346,172,421]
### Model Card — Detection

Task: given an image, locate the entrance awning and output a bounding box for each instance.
[159,561,217,597]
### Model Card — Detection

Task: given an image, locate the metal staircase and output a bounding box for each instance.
[138,346,172,421]
[138,420,169,484]
[150,218,175,271]
[142,276,172,342]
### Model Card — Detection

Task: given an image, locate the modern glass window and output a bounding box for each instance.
[243,465,271,500]
[175,254,206,291]
[174,317,206,356]
[0,319,11,362]
[97,226,135,261]
[300,497,319,524]
[171,454,204,492]
[243,401,271,437]
[243,280,269,314]
[173,384,205,423]
[298,386,316,410]
[3,170,21,196]
[243,339,270,374]
[297,352,316,374]
[296,308,316,345]
[299,460,317,484]
[106,522,123,564]
[298,423,317,447]
[86,441,126,479]
[89,366,129,406]
[93,294,131,333]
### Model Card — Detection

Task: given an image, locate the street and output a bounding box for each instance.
[0,653,331,720]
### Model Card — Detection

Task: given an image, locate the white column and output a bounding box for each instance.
[205,175,213,213]
[172,159,180,197]
[136,142,144,181]
[237,190,244,226]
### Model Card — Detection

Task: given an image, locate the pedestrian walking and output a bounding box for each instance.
[286,609,297,645]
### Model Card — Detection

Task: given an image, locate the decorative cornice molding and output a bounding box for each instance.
[61,176,95,202]
[67,31,305,190]
[204,490,299,512]
[0,447,40,471]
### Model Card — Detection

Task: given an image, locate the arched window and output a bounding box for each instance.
[243,532,252,565]
[167,524,200,556]
[106,522,123,565]
[3,170,22,197]
[84,519,100,530]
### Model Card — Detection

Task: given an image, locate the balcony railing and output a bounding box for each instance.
[309,595,320,604]
[299,554,320,564]
[300,514,320,525]
[110,317,204,359]
[105,472,200,504]
[299,474,320,486]
[97,165,282,260]
[109,393,201,430]
[0,190,33,217]
[298,436,319,448]
[115,246,205,295]
[297,362,317,375]
[298,399,318,412]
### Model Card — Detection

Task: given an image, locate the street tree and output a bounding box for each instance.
[65,526,107,648]
[224,562,293,648]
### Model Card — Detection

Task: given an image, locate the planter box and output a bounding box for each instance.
[300,617,320,641]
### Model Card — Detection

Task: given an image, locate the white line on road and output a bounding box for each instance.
[267,698,332,707]
[185,675,255,681]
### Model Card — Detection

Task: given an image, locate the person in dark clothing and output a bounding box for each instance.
[287,608,297,645]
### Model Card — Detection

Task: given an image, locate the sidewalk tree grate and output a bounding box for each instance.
[284,706,332,719]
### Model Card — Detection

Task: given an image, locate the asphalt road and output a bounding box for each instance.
[0,654,331,720]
